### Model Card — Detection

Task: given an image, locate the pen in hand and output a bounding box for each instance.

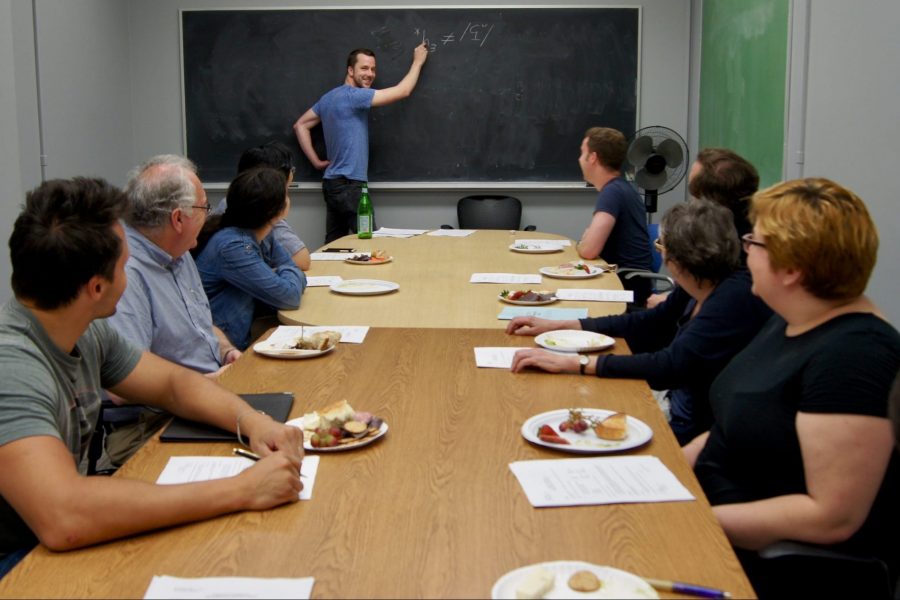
[232,448,306,478]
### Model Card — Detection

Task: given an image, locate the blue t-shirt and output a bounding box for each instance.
[592,177,652,271]
[313,85,376,182]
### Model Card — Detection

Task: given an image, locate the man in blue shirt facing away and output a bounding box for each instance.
[294,43,429,243]
[105,155,241,466]
[575,127,653,306]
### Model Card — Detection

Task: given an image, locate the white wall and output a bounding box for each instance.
[0,0,23,303]
[126,0,693,248]
[801,1,900,324]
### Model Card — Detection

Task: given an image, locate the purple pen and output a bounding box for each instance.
[644,578,731,599]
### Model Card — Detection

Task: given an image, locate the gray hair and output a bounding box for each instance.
[660,199,740,284]
[125,154,199,229]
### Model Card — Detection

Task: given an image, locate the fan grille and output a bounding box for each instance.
[624,126,688,196]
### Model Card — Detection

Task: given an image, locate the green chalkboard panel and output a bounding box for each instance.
[698,0,789,187]
[181,8,639,183]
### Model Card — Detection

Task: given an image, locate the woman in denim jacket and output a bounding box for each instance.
[195,168,305,350]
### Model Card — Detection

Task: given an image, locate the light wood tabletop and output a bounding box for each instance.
[0,328,754,599]
[279,230,628,328]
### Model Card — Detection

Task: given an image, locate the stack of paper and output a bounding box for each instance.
[144,575,314,599]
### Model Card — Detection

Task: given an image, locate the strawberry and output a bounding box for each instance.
[538,424,557,437]
[539,433,570,445]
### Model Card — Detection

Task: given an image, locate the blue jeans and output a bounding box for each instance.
[0,547,31,579]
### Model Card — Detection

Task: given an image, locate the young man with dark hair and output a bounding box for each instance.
[0,178,303,578]
[575,126,653,307]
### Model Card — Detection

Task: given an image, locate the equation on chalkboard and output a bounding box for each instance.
[181,8,639,184]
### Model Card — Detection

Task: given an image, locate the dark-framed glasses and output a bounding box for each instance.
[191,204,212,213]
[741,233,766,251]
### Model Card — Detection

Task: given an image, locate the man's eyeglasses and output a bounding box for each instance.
[741,233,766,252]
[191,204,212,213]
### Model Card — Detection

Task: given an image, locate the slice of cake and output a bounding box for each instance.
[594,412,628,440]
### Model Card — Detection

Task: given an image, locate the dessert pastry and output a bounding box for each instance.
[515,566,555,599]
[568,570,602,592]
[594,412,628,440]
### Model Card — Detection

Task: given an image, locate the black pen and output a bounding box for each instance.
[232,448,306,477]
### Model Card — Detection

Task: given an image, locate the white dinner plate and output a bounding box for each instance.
[302,421,389,452]
[498,292,558,306]
[492,561,658,599]
[252,341,336,359]
[344,256,393,265]
[535,330,615,353]
[539,264,604,279]
[509,242,564,254]
[330,279,400,295]
[520,409,653,454]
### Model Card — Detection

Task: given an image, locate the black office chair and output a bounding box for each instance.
[441,195,536,231]
[616,223,674,295]
[755,541,896,598]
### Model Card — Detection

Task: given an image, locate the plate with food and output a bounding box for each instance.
[330,279,400,296]
[534,330,615,353]
[345,250,393,265]
[509,242,564,254]
[492,561,658,599]
[539,262,605,279]
[499,289,558,306]
[252,330,341,359]
[521,408,653,454]
[290,400,389,452]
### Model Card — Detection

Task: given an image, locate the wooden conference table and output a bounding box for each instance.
[279,230,628,328]
[0,328,754,599]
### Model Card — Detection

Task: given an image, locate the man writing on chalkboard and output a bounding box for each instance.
[294,42,429,243]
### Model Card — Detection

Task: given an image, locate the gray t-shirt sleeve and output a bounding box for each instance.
[0,345,64,446]
[272,219,306,256]
[94,318,143,389]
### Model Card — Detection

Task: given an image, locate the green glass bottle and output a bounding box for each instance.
[357,184,373,239]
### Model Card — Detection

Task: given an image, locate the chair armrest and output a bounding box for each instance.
[759,540,884,564]
[440,224,454,229]
[523,225,536,231]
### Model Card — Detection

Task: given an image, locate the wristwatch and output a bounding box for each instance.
[578,354,590,375]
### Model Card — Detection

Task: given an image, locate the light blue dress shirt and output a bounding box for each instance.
[108,224,222,373]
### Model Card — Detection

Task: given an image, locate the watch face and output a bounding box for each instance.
[580,355,590,365]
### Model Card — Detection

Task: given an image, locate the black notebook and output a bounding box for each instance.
[159,392,294,443]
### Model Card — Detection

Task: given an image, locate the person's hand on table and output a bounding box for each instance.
[241,411,305,463]
[238,451,304,509]
[505,316,565,336]
[511,348,579,374]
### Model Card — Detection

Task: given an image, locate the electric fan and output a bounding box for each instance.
[624,126,689,223]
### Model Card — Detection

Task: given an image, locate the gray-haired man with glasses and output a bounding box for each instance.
[105,155,241,466]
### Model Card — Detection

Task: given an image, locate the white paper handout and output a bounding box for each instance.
[470,273,543,284]
[516,238,572,247]
[265,325,370,344]
[509,456,695,507]
[373,227,429,237]
[311,252,355,261]
[144,575,314,600]
[474,347,531,368]
[427,229,476,237]
[555,288,634,303]
[305,276,343,288]
[156,456,319,501]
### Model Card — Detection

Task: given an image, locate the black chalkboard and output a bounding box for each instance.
[181,8,639,183]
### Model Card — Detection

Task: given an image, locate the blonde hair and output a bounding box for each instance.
[750,177,878,300]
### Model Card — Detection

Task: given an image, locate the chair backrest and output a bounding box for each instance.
[648,222,662,273]
[457,195,522,230]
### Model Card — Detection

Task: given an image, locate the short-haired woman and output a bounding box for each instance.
[196,168,306,350]
[507,199,771,444]
[685,178,900,596]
